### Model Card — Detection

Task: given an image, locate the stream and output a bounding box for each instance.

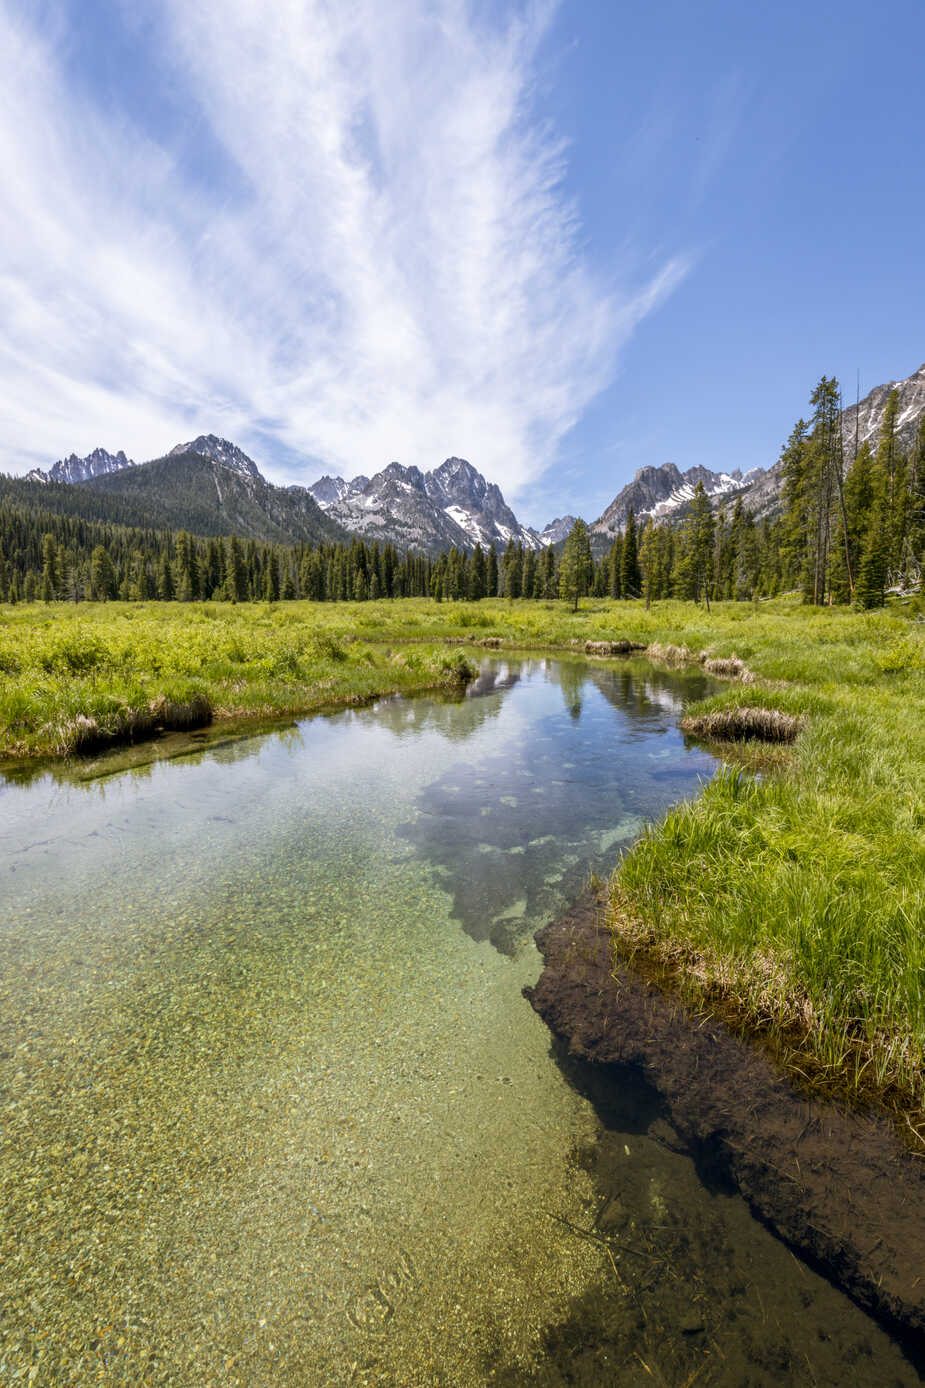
[0,655,915,1384]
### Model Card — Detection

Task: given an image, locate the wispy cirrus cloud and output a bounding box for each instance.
[0,0,688,494]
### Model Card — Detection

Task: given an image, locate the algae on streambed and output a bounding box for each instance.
[0,656,915,1384]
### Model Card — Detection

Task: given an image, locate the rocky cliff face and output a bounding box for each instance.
[27,447,135,485]
[593,463,763,537]
[314,457,544,554]
[306,474,369,509]
[536,516,577,546]
[168,435,261,480]
[841,361,925,458]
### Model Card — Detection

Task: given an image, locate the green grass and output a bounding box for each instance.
[2,594,924,1136]
[0,600,481,758]
[605,607,925,1141]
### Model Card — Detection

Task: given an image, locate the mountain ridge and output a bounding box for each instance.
[14,357,925,550]
[308,455,545,554]
[27,447,135,486]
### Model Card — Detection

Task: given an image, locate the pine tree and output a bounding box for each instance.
[778,418,811,592]
[501,540,521,598]
[542,545,557,598]
[875,389,901,564]
[446,548,464,600]
[175,530,199,601]
[855,487,889,609]
[131,553,150,601]
[225,534,248,603]
[908,416,925,575]
[264,557,280,601]
[828,518,852,604]
[730,502,759,600]
[158,549,176,601]
[804,376,843,604]
[90,545,117,601]
[606,536,623,598]
[843,442,873,548]
[487,543,499,597]
[41,533,58,601]
[522,547,536,600]
[558,519,592,611]
[637,520,657,608]
[469,544,486,600]
[683,482,716,610]
[620,509,641,597]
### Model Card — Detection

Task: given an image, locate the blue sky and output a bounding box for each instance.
[1,0,923,526]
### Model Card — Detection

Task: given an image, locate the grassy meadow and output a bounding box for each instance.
[2,594,923,1137]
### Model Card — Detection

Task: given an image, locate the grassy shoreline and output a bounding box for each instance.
[3,596,923,1139]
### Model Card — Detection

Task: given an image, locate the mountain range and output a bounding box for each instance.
[20,438,567,555]
[593,359,925,540]
[18,436,346,548]
[12,359,925,552]
[592,463,766,540]
[306,456,567,552]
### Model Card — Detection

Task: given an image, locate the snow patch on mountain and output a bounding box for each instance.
[537,516,577,546]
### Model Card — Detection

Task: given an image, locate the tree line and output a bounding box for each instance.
[777,378,925,607]
[1,375,922,607]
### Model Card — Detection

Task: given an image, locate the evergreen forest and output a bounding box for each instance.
[1,377,922,609]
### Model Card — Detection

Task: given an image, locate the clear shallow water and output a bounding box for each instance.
[0,656,915,1385]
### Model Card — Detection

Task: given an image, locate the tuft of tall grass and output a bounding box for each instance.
[681,707,804,743]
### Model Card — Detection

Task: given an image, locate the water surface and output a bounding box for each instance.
[0,656,914,1384]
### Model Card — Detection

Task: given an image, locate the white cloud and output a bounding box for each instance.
[0,0,688,494]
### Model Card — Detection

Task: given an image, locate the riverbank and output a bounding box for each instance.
[2,595,923,1134]
[525,892,925,1372]
[0,601,480,758]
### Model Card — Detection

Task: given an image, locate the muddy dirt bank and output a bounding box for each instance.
[523,894,925,1372]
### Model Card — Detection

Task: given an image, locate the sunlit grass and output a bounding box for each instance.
[605,610,925,1138]
[0,600,482,758]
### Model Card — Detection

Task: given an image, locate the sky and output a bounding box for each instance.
[1,0,923,527]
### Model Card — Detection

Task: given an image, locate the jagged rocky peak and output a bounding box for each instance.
[27,447,135,485]
[425,457,521,532]
[538,516,577,546]
[373,461,427,492]
[307,455,542,554]
[306,475,345,507]
[168,434,261,480]
[593,462,762,536]
[425,456,488,507]
[305,474,370,508]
